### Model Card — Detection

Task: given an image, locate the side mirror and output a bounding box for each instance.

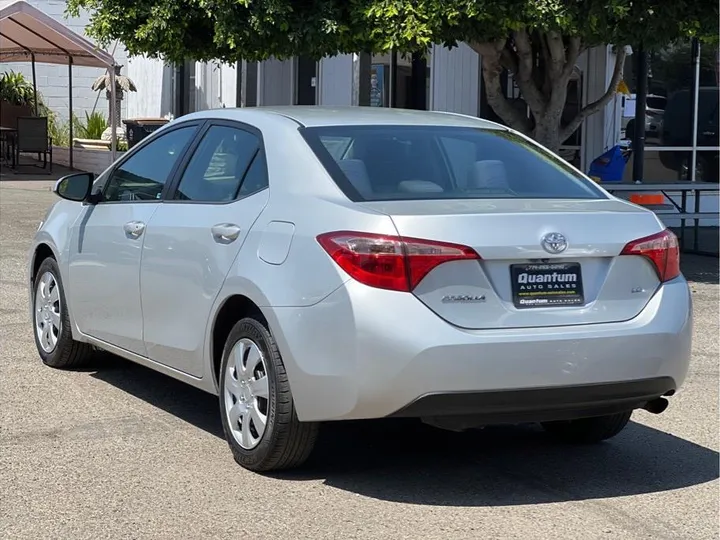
[53,173,95,202]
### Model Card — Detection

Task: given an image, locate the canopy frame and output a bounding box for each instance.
[0,0,118,169]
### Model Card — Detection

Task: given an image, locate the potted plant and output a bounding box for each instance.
[0,70,36,128]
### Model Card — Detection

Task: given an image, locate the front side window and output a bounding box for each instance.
[103,126,197,202]
[174,126,261,202]
[302,125,607,201]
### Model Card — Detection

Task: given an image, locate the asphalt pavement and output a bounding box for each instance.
[1,180,718,540]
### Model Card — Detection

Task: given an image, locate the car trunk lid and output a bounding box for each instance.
[360,198,665,329]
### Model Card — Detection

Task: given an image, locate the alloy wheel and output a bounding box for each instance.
[223,338,270,449]
[35,271,61,353]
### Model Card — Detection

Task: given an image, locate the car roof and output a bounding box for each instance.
[181,106,508,130]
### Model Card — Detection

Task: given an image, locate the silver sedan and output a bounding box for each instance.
[29,106,692,472]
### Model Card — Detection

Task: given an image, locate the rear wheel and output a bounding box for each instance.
[33,257,94,369]
[542,411,632,444]
[218,317,319,472]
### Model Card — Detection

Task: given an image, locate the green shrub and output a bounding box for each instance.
[0,70,36,107]
[78,111,107,140]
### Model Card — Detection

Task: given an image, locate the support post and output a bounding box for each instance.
[690,38,700,182]
[410,52,428,110]
[31,53,38,115]
[389,50,397,108]
[631,47,647,184]
[256,62,264,106]
[289,57,296,105]
[68,58,74,171]
[351,53,371,106]
[110,66,117,161]
[236,60,244,107]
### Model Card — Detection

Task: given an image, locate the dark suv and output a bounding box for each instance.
[660,87,719,182]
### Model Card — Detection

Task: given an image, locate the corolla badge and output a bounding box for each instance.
[441,294,486,303]
[541,232,568,254]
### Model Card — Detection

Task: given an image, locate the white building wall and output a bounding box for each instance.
[0,0,128,122]
[430,43,480,116]
[125,55,171,118]
[259,58,293,105]
[318,55,354,106]
[219,63,237,108]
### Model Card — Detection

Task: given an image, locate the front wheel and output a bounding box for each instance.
[33,257,94,369]
[542,411,632,444]
[218,317,319,472]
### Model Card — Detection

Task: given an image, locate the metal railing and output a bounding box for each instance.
[605,183,719,256]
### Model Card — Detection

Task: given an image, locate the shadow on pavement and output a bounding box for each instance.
[91,356,719,507]
[681,254,719,285]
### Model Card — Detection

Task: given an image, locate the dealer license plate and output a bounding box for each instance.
[510,262,584,309]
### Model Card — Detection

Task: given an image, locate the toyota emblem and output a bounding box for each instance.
[541,232,568,254]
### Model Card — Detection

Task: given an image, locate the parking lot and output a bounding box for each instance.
[1,179,718,540]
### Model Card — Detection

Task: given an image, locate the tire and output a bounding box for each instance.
[218,317,319,472]
[32,256,94,369]
[542,411,632,444]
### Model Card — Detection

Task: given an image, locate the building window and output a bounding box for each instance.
[622,41,719,182]
[368,51,431,110]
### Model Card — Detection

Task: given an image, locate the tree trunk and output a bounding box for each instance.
[470,34,627,155]
[532,112,563,152]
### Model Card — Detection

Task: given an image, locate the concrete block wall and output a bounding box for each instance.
[52,146,125,175]
[1,0,128,123]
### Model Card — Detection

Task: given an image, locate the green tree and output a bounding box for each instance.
[68,0,718,151]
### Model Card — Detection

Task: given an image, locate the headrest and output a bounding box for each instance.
[337,159,373,197]
[467,160,509,190]
[397,180,444,193]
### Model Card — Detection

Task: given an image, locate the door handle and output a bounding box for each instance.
[211,223,241,243]
[123,220,146,238]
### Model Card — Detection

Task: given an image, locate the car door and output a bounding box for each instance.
[139,121,270,377]
[67,123,201,355]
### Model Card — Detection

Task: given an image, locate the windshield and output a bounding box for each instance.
[301,125,607,202]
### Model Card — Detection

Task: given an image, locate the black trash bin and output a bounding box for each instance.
[122,118,170,149]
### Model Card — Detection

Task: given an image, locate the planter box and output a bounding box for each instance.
[73,138,112,150]
[0,101,33,128]
[52,145,125,175]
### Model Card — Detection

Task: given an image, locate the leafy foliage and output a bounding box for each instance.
[66,0,719,64]
[0,70,37,107]
[77,111,109,140]
[65,0,719,149]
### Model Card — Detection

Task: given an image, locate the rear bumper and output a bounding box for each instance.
[267,278,693,423]
[391,377,674,424]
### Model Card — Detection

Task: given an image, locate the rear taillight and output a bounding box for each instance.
[317,231,480,292]
[620,229,681,282]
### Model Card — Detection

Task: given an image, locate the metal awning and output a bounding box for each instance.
[0,0,113,67]
[0,0,118,166]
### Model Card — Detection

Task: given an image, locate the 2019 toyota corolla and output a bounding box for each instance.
[29,107,692,472]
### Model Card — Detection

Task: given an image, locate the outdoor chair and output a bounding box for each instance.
[13,116,52,174]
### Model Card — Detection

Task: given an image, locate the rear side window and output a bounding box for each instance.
[174,125,260,202]
[301,125,606,201]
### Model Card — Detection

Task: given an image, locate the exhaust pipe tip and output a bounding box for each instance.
[643,397,669,414]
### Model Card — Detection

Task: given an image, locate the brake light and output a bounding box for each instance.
[317,231,480,292]
[620,229,680,282]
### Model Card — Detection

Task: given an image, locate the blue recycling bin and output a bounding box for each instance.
[587,145,628,183]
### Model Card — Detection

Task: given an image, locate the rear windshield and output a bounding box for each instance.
[300,125,607,202]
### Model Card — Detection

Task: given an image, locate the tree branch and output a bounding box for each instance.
[533,30,551,96]
[545,31,565,79]
[559,46,628,143]
[469,39,532,134]
[547,35,583,112]
[561,36,582,80]
[511,28,546,116]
